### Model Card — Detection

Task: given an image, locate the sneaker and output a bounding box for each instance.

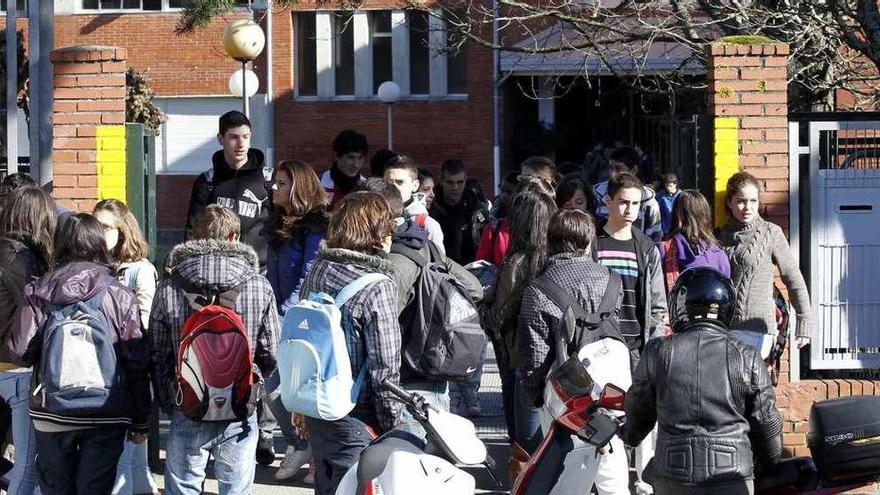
[634,480,654,495]
[303,462,315,485]
[465,404,482,417]
[274,446,312,481]
[256,435,276,466]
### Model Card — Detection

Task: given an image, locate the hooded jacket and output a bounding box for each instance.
[0,235,49,367]
[150,240,279,413]
[403,192,445,255]
[658,233,731,293]
[429,186,490,264]
[184,149,272,267]
[320,167,366,208]
[265,209,330,316]
[622,321,783,486]
[593,181,663,242]
[10,262,152,432]
[300,246,403,432]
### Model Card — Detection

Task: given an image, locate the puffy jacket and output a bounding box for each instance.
[184,149,272,267]
[621,321,783,486]
[475,217,510,267]
[150,240,279,413]
[0,235,49,366]
[266,209,329,316]
[10,262,152,432]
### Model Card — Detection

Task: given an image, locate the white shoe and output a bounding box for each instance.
[634,480,654,495]
[274,446,312,481]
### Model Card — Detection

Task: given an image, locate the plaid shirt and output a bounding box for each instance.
[149,240,279,412]
[300,246,403,432]
[518,253,622,406]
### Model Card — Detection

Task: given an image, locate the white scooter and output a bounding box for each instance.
[335,379,501,495]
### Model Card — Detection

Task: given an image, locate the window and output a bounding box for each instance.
[0,0,27,11]
[79,0,247,11]
[295,9,468,99]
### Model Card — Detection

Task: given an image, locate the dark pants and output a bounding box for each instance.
[499,368,516,441]
[653,478,754,495]
[306,415,373,495]
[514,374,543,454]
[35,426,127,495]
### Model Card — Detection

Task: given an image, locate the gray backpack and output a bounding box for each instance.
[392,243,487,382]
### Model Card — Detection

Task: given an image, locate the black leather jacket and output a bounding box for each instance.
[621,322,783,485]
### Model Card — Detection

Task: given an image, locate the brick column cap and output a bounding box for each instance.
[50,45,128,63]
[708,37,790,57]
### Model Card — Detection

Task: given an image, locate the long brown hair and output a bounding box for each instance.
[506,191,557,281]
[94,199,149,263]
[0,186,56,265]
[271,160,328,241]
[326,192,395,253]
[669,190,717,249]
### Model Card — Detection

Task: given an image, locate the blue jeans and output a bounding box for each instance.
[306,415,373,495]
[35,426,126,495]
[112,439,158,494]
[0,371,39,495]
[164,412,258,495]
[264,370,308,450]
[395,380,450,442]
[514,373,543,454]
[450,346,486,411]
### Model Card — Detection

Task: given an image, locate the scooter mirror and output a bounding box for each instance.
[577,412,618,448]
[599,383,626,411]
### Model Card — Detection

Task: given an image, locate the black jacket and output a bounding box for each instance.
[621,321,783,486]
[429,187,489,265]
[184,149,271,267]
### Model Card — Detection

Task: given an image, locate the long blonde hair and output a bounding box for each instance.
[93,199,149,263]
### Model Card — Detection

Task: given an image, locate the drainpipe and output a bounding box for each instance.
[265,2,274,168]
[492,0,501,197]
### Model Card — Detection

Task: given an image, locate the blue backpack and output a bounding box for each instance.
[277,273,388,420]
[35,281,127,416]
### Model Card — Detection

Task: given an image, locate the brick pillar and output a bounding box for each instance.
[51,45,128,212]
[707,40,790,230]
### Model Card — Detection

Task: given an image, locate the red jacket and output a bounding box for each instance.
[476,218,510,267]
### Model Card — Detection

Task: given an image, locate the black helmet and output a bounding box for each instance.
[669,267,735,333]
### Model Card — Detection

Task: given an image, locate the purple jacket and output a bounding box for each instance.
[659,233,731,279]
[10,261,152,432]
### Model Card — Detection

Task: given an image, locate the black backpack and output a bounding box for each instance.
[530,270,624,368]
[392,243,488,382]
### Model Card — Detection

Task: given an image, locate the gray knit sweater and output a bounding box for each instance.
[718,217,811,338]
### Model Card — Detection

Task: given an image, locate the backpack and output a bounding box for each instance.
[392,243,487,382]
[36,277,128,416]
[530,270,623,369]
[173,273,260,422]
[278,273,389,420]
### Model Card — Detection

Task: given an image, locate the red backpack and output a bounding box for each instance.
[173,274,260,422]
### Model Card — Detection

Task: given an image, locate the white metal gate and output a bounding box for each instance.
[794,119,880,369]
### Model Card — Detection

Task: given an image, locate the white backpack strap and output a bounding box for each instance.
[335,273,389,307]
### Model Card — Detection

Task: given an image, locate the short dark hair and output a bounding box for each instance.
[418,167,434,183]
[356,177,404,218]
[54,213,113,267]
[663,172,679,184]
[548,209,595,256]
[384,155,419,180]
[370,148,398,177]
[607,172,643,200]
[0,173,36,196]
[609,146,641,170]
[441,159,467,177]
[219,111,251,135]
[333,129,369,156]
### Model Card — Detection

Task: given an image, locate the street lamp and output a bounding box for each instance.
[229,68,259,103]
[223,19,266,118]
[377,80,401,149]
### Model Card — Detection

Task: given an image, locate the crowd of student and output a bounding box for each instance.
[0,109,811,495]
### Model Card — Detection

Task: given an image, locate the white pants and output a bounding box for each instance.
[634,427,657,490]
[594,436,630,495]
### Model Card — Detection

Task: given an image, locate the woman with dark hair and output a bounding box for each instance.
[265,160,329,481]
[295,192,403,494]
[556,175,597,214]
[659,190,730,294]
[481,191,557,483]
[10,213,151,494]
[93,199,159,495]
[0,186,56,495]
[417,168,436,210]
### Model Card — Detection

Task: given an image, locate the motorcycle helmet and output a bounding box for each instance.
[669,267,735,333]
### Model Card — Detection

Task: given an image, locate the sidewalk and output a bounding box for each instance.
[153,352,511,494]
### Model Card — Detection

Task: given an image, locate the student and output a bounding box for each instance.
[593,146,663,241]
[718,172,812,356]
[556,175,596,214]
[429,159,490,264]
[150,205,279,495]
[383,155,445,253]
[320,129,368,206]
[263,160,328,481]
[656,173,681,235]
[592,172,666,494]
[475,171,518,267]
[518,209,629,495]
[481,191,556,482]
[519,156,559,187]
[659,190,730,294]
[11,213,151,494]
[417,167,436,210]
[0,186,56,495]
[184,111,271,266]
[93,199,160,495]
[296,192,403,494]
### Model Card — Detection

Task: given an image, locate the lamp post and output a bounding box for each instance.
[229,69,259,116]
[377,81,401,149]
[223,19,266,118]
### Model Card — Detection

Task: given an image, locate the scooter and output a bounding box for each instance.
[335,379,500,495]
[511,337,630,495]
[756,456,880,494]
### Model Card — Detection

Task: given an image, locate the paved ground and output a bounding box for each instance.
[152,354,512,494]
